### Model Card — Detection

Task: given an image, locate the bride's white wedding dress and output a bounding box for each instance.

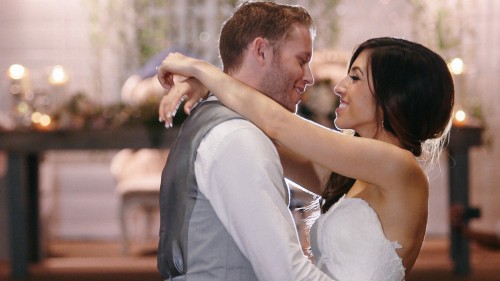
[309,196,406,281]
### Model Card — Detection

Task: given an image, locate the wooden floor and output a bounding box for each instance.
[1,237,500,281]
[408,238,500,281]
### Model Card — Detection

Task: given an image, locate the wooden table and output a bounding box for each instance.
[0,126,179,279]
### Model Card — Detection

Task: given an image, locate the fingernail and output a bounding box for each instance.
[159,117,164,122]
[165,121,173,129]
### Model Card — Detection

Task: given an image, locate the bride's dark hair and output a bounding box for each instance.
[318,37,454,214]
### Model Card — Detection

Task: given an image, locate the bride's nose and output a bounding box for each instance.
[333,77,348,97]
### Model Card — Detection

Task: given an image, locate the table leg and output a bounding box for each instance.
[6,152,29,279]
[5,152,40,279]
[27,153,41,262]
[448,126,483,277]
[449,152,471,276]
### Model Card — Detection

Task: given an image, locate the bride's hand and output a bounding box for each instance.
[158,75,208,128]
[157,53,210,127]
[157,52,200,89]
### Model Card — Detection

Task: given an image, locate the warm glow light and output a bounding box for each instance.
[16,102,30,114]
[450,58,464,75]
[32,112,52,129]
[8,64,26,80]
[49,65,68,85]
[454,109,467,123]
[40,114,51,127]
[31,111,42,123]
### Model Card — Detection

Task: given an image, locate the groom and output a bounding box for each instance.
[157,2,332,280]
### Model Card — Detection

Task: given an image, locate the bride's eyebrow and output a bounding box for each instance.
[349,66,364,76]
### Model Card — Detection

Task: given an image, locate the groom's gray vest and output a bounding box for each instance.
[158,100,259,281]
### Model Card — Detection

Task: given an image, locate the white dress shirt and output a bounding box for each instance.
[195,115,333,281]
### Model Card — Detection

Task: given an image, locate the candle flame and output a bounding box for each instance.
[454,110,466,124]
[8,64,26,80]
[49,65,68,85]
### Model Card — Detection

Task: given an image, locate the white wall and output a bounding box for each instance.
[40,151,121,240]
[1,1,91,108]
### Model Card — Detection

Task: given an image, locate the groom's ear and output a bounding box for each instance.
[251,37,271,66]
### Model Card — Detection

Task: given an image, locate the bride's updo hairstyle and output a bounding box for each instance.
[357,37,454,157]
[320,37,455,213]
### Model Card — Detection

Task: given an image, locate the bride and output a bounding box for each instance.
[157,37,454,280]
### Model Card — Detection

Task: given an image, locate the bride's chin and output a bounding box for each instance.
[333,119,345,130]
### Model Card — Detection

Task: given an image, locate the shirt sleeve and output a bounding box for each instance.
[195,119,334,281]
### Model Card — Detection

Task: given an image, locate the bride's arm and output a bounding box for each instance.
[157,53,419,188]
[157,59,327,194]
[157,52,293,139]
[276,144,329,195]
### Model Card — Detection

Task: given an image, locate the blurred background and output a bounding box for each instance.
[0,0,499,280]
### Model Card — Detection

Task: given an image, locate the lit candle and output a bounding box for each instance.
[48,65,69,85]
[453,109,467,126]
[7,64,26,80]
[47,65,69,111]
[449,58,464,75]
[31,111,53,131]
[7,64,30,96]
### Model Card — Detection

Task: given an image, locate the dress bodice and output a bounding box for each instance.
[310,196,405,281]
